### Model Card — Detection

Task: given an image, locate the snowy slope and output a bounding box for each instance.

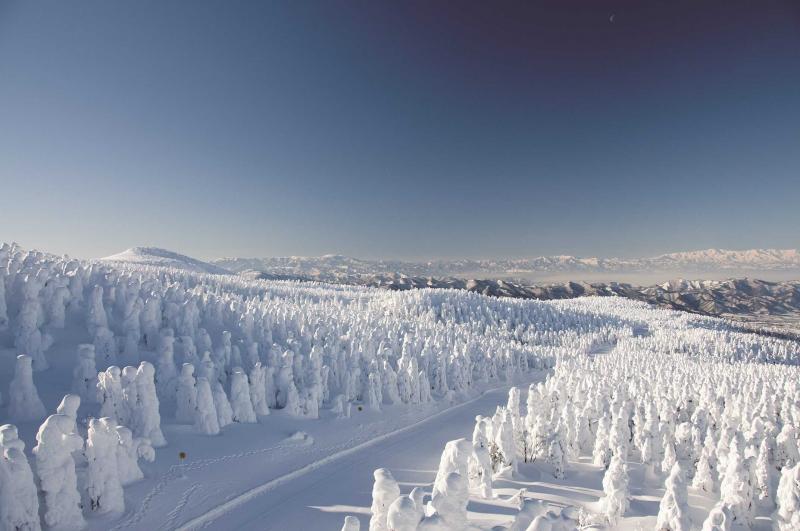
[100,247,231,275]
[1,242,799,531]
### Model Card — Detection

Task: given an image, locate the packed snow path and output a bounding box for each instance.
[188,384,540,530]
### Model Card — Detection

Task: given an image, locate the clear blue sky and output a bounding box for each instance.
[1,0,798,260]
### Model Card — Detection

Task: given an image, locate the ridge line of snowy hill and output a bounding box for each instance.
[100,247,231,275]
[211,248,800,277]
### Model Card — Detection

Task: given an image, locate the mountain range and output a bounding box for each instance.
[212,248,800,279]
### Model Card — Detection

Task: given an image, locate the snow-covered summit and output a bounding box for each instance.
[100,247,230,275]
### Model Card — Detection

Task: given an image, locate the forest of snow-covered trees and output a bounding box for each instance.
[0,241,799,530]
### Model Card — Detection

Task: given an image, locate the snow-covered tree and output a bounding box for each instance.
[369,468,400,531]
[386,495,420,531]
[701,501,733,531]
[175,363,198,424]
[249,362,270,417]
[134,361,166,447]
[470,417,493,498]
[773,463,800,530]
[230,367,257,423]
[33,414,85,529]
[72,344,99,403]
[0,446,41,531]
[115,425,154,486]
[656,463,691,531]
[212,381,234,428]
[56,394,81,435]
[85,417,125,514]
[194,377,221,435]
[341,515,360,531]
[8,354,46,422]
[0,424,40,531]
[599,454,629,523]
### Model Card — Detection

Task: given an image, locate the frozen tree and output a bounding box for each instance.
[496,409,518,474]
[115,426,154,486]
[364,372,382,412]
[0,425,24,453]
[341,515,360,531]
[754,438,772,504]
[264,365,278,409]
[662,434,678,474]
[599,454,629,523]
[548,423,566,479]
[194,377,220,435]
[15,276,50,371]
[381,360,401,405]
[656,463,691,531]
[155,329,178,399]
[56,394,81,435]
[175,363,198,424]
[593,412,612,469]
[134,361,166,447]
[0,446,41,531]
[85,417,125,514]
[0,424,40,531]
[72,344,99,403]
[470,417,493,498]
[692,446,717,493]
[8,355,46,422]
[425,471,469,529]
[369,468,400,531]
[212,381,234,428]
[275,350,294,408]
[284,379,302,417]
[776,425,799,469]
[93,326,117,366]
[774,463,800,530]
[120,365,139,426]
[98,365,125,422]
[230,367,257,423]
[87,285,108,336]
[701,502,733,531]
[33,414,85,529]
[433,438,473,495]
[386,495,420,531]
[47,284,70,329]
[249,362,270,417]
[418,369,432,403]
[719,439,754,526]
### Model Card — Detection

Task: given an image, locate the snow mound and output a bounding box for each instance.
[100,247,230,275]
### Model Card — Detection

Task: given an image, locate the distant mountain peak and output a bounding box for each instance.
[101,247,230,275]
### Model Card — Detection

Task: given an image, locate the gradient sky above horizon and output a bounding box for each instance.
[1,0,799,261]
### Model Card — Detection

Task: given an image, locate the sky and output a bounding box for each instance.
[1,0,799,261]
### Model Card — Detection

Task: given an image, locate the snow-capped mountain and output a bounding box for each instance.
[212,248,800,279]
[100,247,231,275]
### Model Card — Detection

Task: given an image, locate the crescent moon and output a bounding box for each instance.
[609,14,615,23]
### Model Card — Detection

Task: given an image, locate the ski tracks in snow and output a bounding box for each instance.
[173,388,506,530]
[111,437,313,531]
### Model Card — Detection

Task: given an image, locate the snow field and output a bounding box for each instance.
[0,241,798,530]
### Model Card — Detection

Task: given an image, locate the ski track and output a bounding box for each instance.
[173,386,518,531]
[111,438,312,530]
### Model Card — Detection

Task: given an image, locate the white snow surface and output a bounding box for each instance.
[1,242,799,530]
[100,247,231,275]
